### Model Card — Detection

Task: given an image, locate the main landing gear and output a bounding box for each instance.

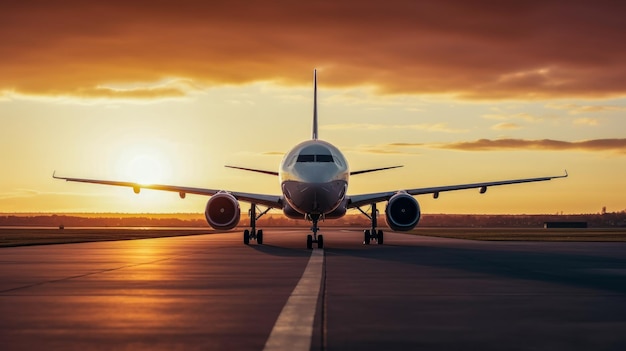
[243,203,270,245]
[356,203,384,245]
[306,214,324,249]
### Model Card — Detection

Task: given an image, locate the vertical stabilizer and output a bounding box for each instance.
[312,69,318,140]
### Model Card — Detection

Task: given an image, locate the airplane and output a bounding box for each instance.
[54,70,568,249]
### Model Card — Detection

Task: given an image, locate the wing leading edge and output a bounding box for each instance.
[52,173,283,209]
[347,170,568,208]
[226,164,404,177]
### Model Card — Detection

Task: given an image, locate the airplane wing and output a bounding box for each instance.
[53,173,283,209]
[347,171,568,208]
[350,165,403,176]
[224,165,279,176]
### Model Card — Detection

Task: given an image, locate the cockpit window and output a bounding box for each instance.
[296,154,334,163]
[297,154,315,162]
[316,155,334,162]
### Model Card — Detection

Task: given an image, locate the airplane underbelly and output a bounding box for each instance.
[282,180,346,215]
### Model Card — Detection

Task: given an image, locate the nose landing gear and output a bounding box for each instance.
[306,214,324,249]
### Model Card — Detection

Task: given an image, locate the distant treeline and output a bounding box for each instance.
[1,212,626,228]
[419,213,626,228]
[0,214,206,227]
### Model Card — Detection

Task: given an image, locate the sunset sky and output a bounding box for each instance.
[1,0,625,214]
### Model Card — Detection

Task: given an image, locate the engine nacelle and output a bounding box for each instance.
[385,192,421,231]
[205,191,240,230]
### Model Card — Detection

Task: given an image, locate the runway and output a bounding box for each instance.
[2,228,626,350]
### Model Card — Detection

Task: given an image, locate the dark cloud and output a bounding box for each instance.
[1,1,626,99]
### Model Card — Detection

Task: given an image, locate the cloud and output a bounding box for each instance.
[482,113,541,122]
[547,103,626,114]
[359,138,626,155]
[416,123,468,133]
[573,118,599,126]
[0,189,40,200]
[323,123,468,133]
[491,123,522,130]
[1,79,197,101]
[435,138,626,154]
[0,189,103,201]
[2,1,626,100]
[72,86,187,99]
[361,148,419,155]
[349,143,423,155]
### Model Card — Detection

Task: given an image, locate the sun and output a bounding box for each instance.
[124,153,165,185]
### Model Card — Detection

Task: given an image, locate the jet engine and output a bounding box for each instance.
[205,191,240,230]
[385,192,421,231]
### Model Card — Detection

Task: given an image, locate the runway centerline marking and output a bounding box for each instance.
[263,248,324,351]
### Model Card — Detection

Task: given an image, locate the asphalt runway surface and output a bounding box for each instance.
[2,228,626,350]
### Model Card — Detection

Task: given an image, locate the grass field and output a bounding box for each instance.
[410,227,626,242]
[0,228,211,247]
[1,227,626,248]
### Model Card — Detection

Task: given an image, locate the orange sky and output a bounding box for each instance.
[1,1,625,214]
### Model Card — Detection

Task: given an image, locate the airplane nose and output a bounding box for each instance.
[283,180,346,214]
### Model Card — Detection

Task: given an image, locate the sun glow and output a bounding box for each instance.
[123,153,166,185]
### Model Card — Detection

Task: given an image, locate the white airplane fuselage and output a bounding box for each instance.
[279,140,349,217]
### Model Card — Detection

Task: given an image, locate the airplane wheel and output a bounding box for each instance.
[306,235,313,249]
[377,230,384,245]
[363,230,371,245]
[317,235,324,249]
[257,230,263,245]
[243,229,250,245]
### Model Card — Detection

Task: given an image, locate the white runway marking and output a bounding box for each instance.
[263,248,324,351]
